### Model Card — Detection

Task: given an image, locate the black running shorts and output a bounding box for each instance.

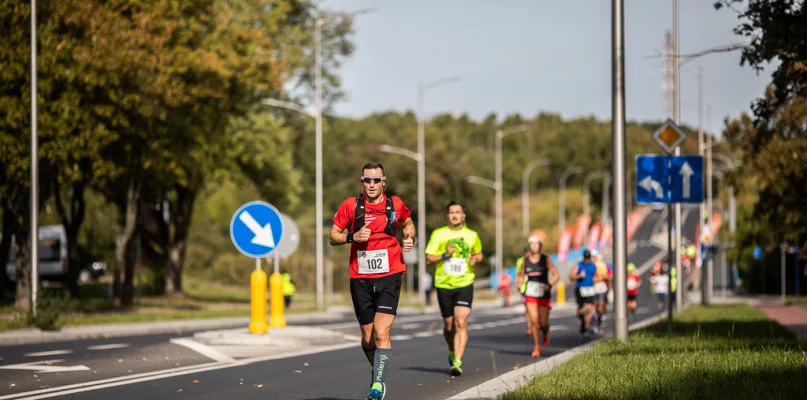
[575,287,596,308]
[436,284,474,318]
[350,273,403,325]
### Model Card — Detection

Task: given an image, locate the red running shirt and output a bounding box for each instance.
[333,194,412,279]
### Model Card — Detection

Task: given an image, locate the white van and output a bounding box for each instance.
[2,225,68,282]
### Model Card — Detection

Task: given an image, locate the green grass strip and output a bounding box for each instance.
[503,304,807,400]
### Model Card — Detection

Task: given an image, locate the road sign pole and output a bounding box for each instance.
[667,200,673,334]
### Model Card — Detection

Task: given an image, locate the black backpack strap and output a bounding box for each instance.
[352,195,365,233]
[384,196,398,236]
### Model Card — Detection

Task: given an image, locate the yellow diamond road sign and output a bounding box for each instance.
[652,119,688,154]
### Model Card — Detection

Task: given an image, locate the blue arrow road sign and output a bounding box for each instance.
[670,155,703,203]
[230,201,284,258]
[636,155,669,204]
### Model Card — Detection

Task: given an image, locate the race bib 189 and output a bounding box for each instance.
[595,282,608,294]
[579,286,597,297]
[443,258,468,276]
[525,281,545,298]
[357,249,390,274]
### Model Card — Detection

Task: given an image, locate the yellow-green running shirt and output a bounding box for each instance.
[425,226,483,290]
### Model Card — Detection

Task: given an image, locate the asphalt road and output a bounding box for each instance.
[0,209,697,400]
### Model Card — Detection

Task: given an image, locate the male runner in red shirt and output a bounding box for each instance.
[329,161,415,400]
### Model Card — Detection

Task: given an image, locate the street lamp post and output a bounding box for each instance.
[582,170,609,219]
[522,158,551,236]
[314,18,324,311]
[558,166,583,235]
[612,0,628,341]
[416,77,461,304]
[582,170,609,248]
[495,125,531,279]
[30,0,39,317]
[312,9,376,310]
[379,144,421,298]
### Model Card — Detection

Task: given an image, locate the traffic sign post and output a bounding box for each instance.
[230,201,286,333]
[643,119,694,333]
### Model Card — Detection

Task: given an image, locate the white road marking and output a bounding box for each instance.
[23,350,73,357]
[390,335,413,341]
[0,362,221,400]
[0,359,89,373]
[169,338,235,363]
[397,323,423,330]
[5,342,359,400]
[87,343,131,351]
[342,334,362,342]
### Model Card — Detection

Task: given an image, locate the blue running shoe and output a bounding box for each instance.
[364,382,385,400]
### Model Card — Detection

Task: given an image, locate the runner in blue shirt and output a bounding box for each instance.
[569,249,598,337]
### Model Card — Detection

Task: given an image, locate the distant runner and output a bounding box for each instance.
[516,236,559,356]
[627,263,641,322]
[425,201,483,377]
[570,249,598,337]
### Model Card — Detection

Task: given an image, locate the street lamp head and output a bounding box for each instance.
[497,124,532,138]
[421,76,463,92]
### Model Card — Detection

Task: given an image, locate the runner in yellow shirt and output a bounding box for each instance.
[425,201,483,377]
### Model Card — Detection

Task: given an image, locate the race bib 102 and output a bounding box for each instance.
[357,249,390,274]
[443,258,468,276]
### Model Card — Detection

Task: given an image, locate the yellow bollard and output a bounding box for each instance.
[249,268,268,334]
[269,272,286,328]
[556,281,566,305]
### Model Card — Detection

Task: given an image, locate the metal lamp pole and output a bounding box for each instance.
[379,144,421,298]
[495,125,531,278]
[521,158,551,236]
[612,0,628,341]
[558,166,583,234]
[313,8,376,310]
[30,0,39,317]
[417,77,461,304]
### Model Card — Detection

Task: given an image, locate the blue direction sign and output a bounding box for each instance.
[636,155,669,203]
[636,155,703,204]
[230,201,284,258]
[669,155,703,203]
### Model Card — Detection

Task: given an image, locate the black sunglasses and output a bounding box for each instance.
[361,176,384,184]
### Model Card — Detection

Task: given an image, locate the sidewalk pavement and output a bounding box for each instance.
[752,298,807,341]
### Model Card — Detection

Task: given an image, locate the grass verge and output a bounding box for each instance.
[503,303,807,400]
[784,296,807,309]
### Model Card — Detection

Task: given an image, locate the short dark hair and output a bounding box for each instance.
[446,201,465,213]
[362,162,385,175]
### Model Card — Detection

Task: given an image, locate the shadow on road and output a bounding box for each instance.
[399,366,450,376]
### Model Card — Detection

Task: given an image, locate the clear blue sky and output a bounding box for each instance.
[320,0,771,132]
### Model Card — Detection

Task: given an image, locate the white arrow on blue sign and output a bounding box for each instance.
[230,201,284,258]
[669,155,703,203]
[635,155,703,204]
[636,155,670,203]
